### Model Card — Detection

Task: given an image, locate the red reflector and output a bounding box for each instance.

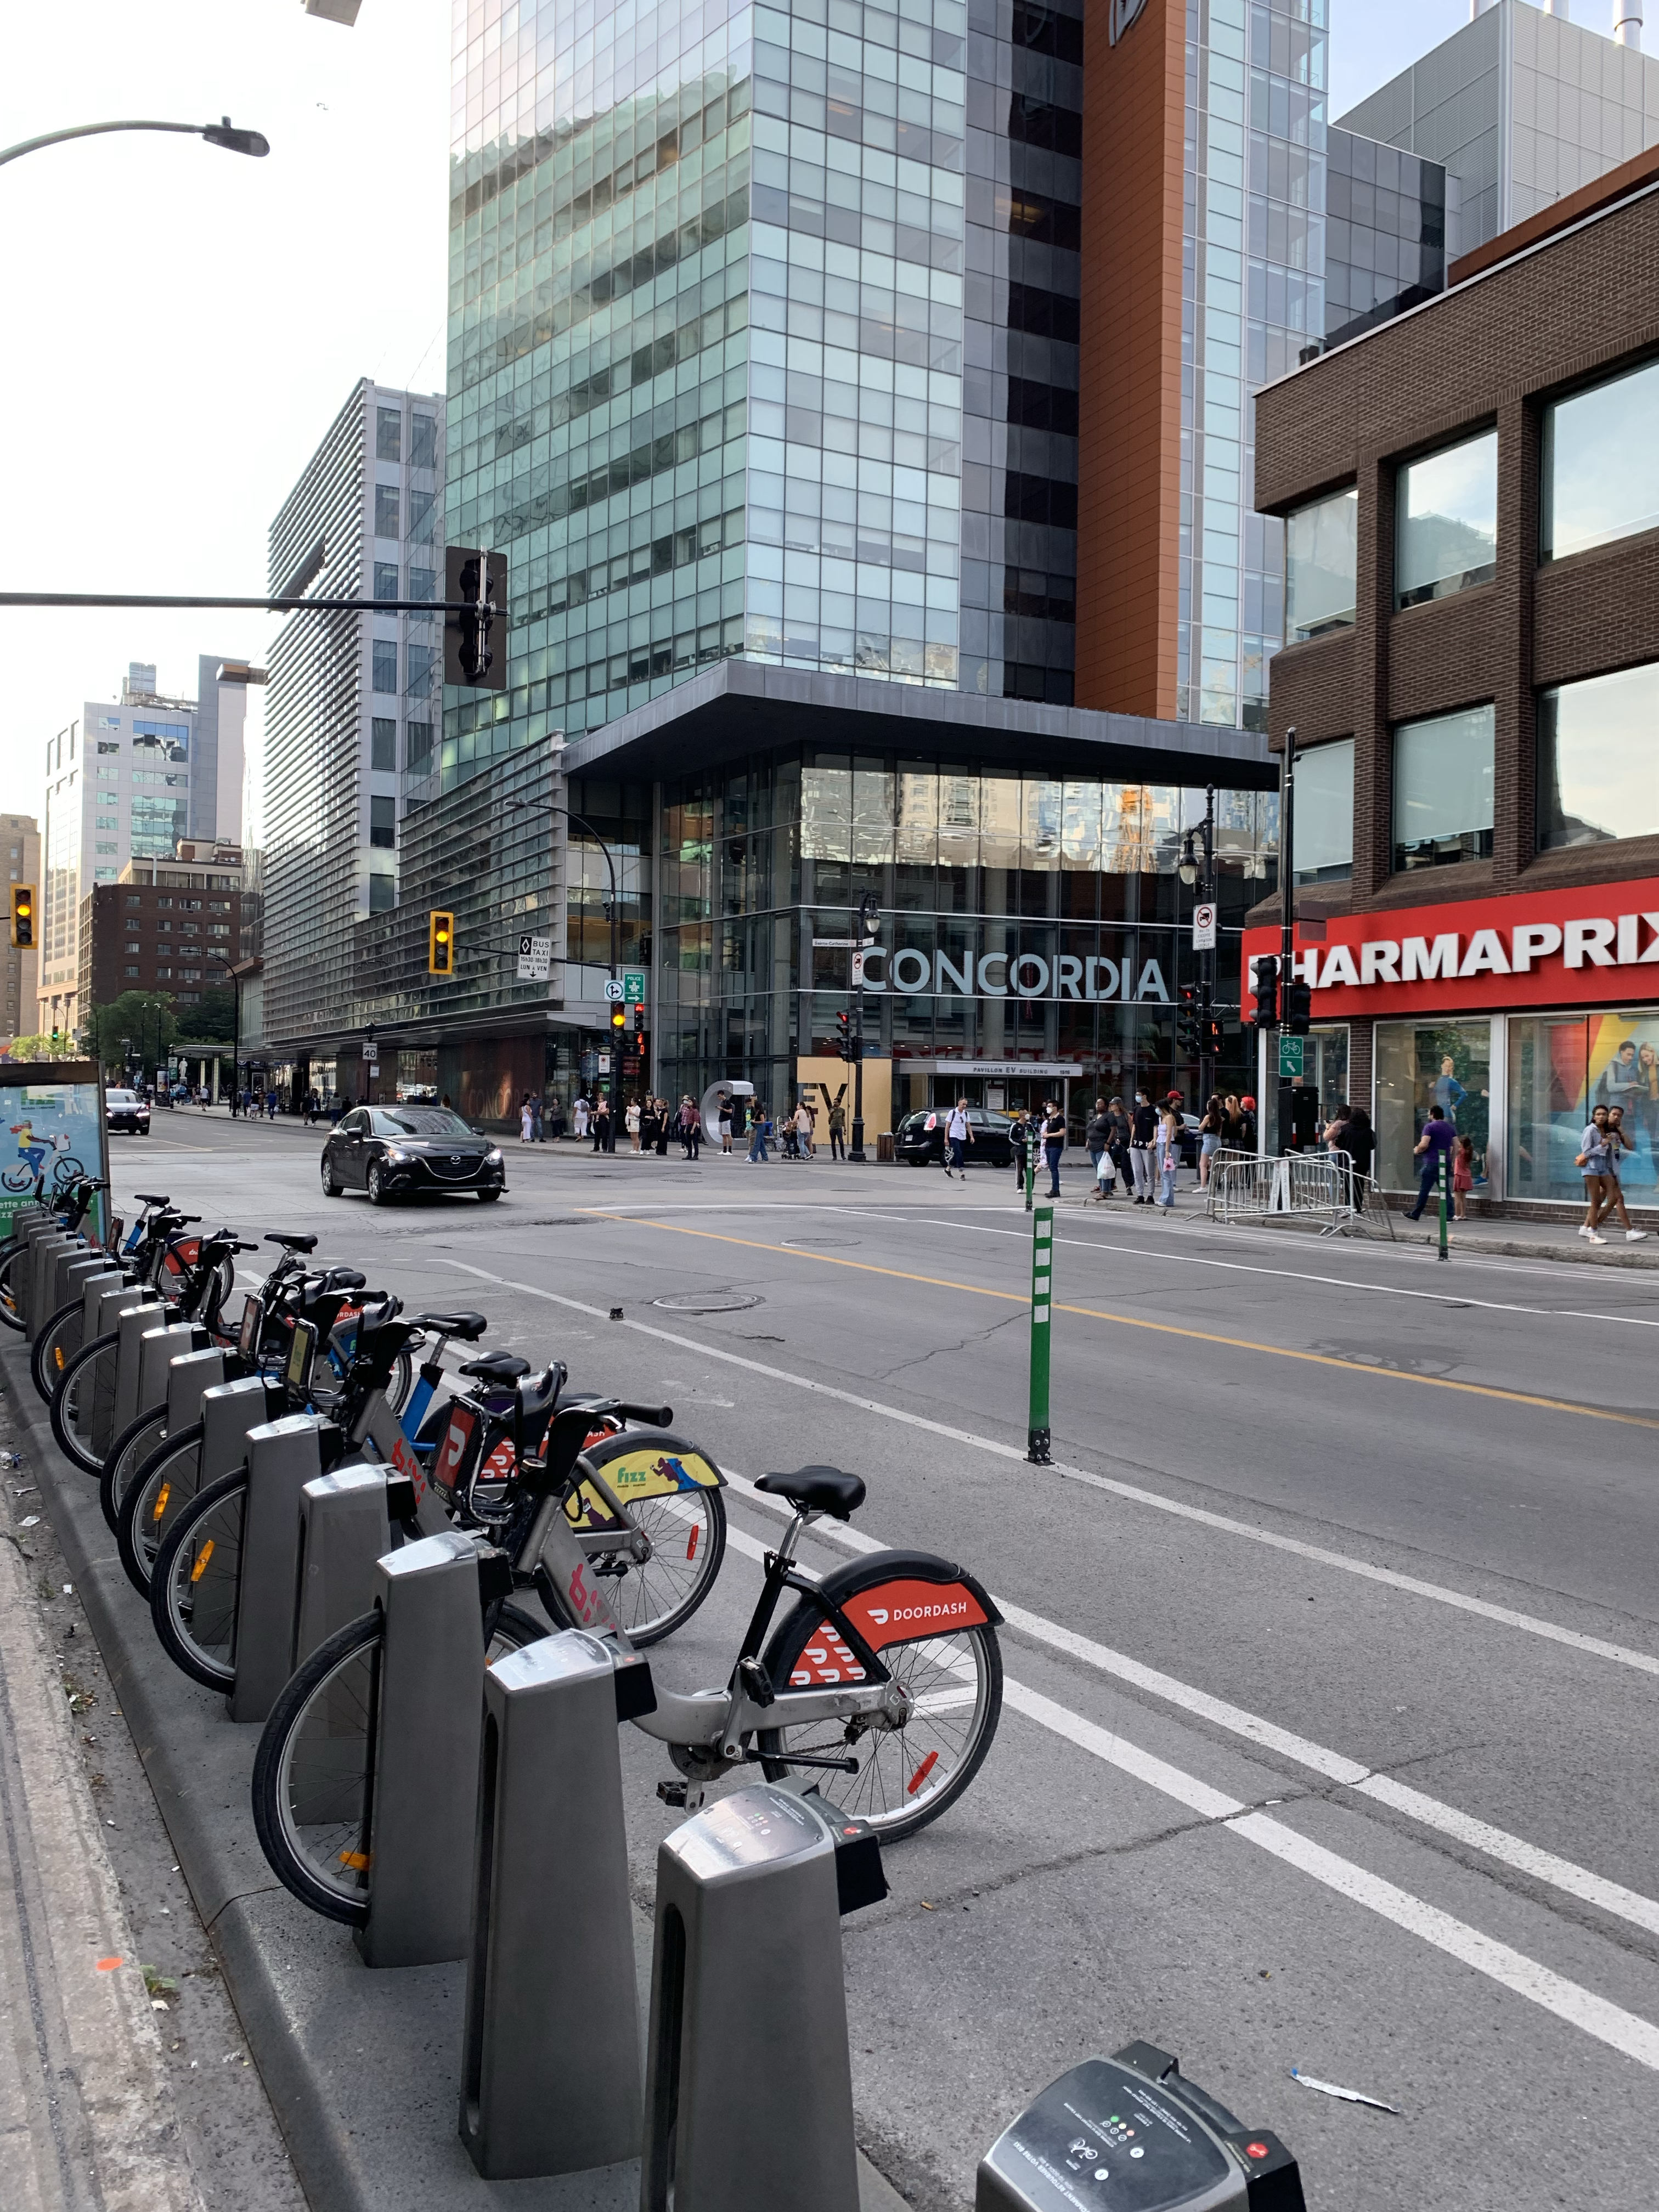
[685,1525,699,1561]
[1246,2142,1270,2160]
[906,1750,939,1796]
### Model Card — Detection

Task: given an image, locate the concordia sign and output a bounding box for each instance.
[851,944,1170,1003]
[1242,876,1659,1019]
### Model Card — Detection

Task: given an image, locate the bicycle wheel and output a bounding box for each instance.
[101,1407,171,1535]
[0,1245,26,1332]
[571,1432,727,1647]
[31,1300,83,1403]
[250,1600,546,1924]
[50,1330,119,1476]
[150,1470,247,1690]
[757,1555,1003,1843]
[115,1421,205,1598]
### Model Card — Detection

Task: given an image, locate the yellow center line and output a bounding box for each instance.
[597,1213,1659,1433]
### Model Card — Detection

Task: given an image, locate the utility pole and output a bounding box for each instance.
[849,893,879,1163]
[1277,728,1297,1156]
[1180,786,1217,1107]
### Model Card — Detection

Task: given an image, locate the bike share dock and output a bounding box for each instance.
[0,1331,909,2212]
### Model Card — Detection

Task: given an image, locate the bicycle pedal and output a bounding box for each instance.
[656,1778,706,1812]
[657,1778,689,1808]
[736,1655,775,1709]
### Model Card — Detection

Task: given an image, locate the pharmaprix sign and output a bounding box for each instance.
[1242,877,1659,1019]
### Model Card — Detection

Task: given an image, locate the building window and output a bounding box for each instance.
[176,992,199,1003]
[125,894,141,907]
[1510,1010,1659,1204]
[155,965,172,979]
[368,872,396,912]
[1293,740,1354,884]
[371,717,398,773]
[124,941,141,954]
[369,797,397,849]
[97,740,120,755]
[376,407,402,462]
[1376,1019,1492,1192]
[374,484,400,538]
[1542,356,1659,562]
[123,964,139,977]
[95,842,117,856]
[371,641,398,694]
[1395,431,1498,608]
[1285,487,1357,642]
[374,561,400,601]
[407,642,438,696]
[1393,704,1494,871]
[1537,660,1659,850]
[405,720,433,772]
[410,414,437,470]
[408,565,436,603]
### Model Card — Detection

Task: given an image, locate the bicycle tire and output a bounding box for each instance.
[31,1300,84,1403]
[250,1600,546,1925]
[756,1553,1003,1843]
[101,1407,171,1535]
[150,1469,247,1690]
[0,1245,26,1332]
[115,1421,205,1598]
[50,1330,119,1476]
[569,1431,728,1647]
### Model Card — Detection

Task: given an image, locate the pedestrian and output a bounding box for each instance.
[267,1088,278,1121]
[550,1096,567,1140]
[592,1098,611,1154]
[1238,1094,1258,1150]
[640,1096,661,1154]
[1040,1096,1066,1199]
[748,1101,770,1163]
[1197,1093,1225,1189]
[1452,1133,1475,1220]
[827,1096,847,1161]
[1344,1105,1376,1196]
[1008,1106,1031,1192]
[654,1096,670,1157]
[1155,1101,1182,1208]
[1085,1097,1116,1200]
[794,1096,816,1160]
[1406,1101,1458,1221]
[1222,1091,1243,1146]
[1128,1088,1156,1204]
[1601,1105,1649,1241]
[520,1092,534,1144]
[1575,1102,1613,1241]
[573,1093,590,1141]
[680,1096,702,1159]
[943,1094,972,1180]
[531,1094,544,1142]
[627,1096,642,1153]
[718,1094,735,1154]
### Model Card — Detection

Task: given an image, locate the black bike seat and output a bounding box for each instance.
[319,1266,366,1292]
[266,1231,319,1253]
[755,1466,867,1520]
[134,1192,171,1205]
[459,1351,532,1382]
[411,1309,488,1341]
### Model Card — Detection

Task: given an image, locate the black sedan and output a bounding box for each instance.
[320,1105,506,1205]
[895,1107,1018,1169]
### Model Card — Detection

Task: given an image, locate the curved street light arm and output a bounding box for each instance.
[0,118,269,168]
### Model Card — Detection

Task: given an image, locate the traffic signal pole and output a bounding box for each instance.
[1277,727,1297,1156]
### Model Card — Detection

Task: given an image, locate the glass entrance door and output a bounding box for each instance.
[1375,1018,1492,1191]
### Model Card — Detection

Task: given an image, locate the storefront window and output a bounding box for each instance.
[1375,1019,1491,1190]
[1393,705,1494,871]
[1292,740,1353,883]
[1509,1010,1659,1204]
[1285,486,1358,641]
[1536,660,1659,849]
[1541,355,1659,562]
[1395,431,1498,608]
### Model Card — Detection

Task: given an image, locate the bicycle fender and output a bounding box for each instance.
[768,1550,1003,1689]
[566,1431,724,1527]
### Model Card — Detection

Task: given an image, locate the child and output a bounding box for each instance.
[1452,1133,1474,1220]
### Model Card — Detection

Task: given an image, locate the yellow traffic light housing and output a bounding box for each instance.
[428,909,455,977]
[610,1005,627,1032]
[10,883,35,950]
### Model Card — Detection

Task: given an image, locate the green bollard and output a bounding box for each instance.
[1027,1203,1052,1463]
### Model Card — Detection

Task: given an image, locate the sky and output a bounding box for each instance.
[0,0,1585,829]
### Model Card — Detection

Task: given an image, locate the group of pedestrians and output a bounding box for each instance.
[1574,1101,1649,1244]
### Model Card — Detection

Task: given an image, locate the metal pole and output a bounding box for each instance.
[1437,1149,1451,1261]
[1027,1201,1053,1464]
[1277,729,1297,1156]
[550,806,619,1154]
[850,892,877,1164]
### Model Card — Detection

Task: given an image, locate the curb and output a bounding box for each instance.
[1,1335,909,2212]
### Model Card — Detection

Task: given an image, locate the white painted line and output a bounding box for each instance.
[713,1510,1659,2072]
[721,1472,1659,1941]
[443,1258,1659,1679]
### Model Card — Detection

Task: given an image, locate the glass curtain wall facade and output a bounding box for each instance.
[657,752,1277,1111]
[1183,0,1328,735]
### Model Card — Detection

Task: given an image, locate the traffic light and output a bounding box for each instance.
[443,548,509,689]
[1203,1015,1226,1060]
[610,1005,627,1036]
[1176,984,1201,1056]
[427,910,455,977]
[9,883,34,950]
[632,1002,645,1049]
[1283,975,1313,1036]
[1249,954,1280,1028]
[836,1011,853,1063]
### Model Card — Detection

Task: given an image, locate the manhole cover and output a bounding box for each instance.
[652,1290,764,1314]
[781,1236,857,1248]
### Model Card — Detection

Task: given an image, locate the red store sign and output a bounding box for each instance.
[1242,876,1659,1019]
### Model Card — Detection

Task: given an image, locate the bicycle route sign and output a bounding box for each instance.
[602,978,625,1002]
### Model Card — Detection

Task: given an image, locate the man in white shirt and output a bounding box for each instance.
[794,1098,816,1158]
[944,1097,972,1179]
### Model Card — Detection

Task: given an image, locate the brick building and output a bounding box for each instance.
[1248,153,1659,1215]
[78,849,243,1020]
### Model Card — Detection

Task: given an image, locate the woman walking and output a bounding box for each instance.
[573,1093,590,1142]
[1576,1102,1613,1243]
[1155,1101,1182,1209]
[747,1100,770,1163]
[1601,1105,1649,1241]
[1197,1094,1224,1189]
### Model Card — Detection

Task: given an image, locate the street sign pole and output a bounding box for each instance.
[1437,1150,1451,1262]
[1027,1203,1053,1464]
[1024,1125,1034,1214]
[850,895,878,1164]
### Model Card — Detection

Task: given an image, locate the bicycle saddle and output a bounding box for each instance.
[266,1231,319,1253]
[317,1267,366,1293]
[411,1309,488,1341]
[755,1466,867,1520]
[459,1350,532,1382]
[134,1192,171,1205]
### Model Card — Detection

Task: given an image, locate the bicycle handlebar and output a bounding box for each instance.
[619,1401,674,1427]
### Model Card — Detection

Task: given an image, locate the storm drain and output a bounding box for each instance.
[652,1290,764,1314]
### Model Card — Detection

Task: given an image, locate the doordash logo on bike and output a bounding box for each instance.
[847,1579,989,1653]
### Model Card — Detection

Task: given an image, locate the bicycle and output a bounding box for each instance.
[247,1395,1001,1924]
[0,1173,110,1334]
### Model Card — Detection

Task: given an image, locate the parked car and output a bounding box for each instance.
[319,1104,506,1205]
[105,1087,151,1136]
[895,1107,1018,1169]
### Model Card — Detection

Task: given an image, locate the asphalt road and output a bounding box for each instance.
[102,1113,1659,2210]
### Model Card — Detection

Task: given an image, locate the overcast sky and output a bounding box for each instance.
[0,0,1577,828]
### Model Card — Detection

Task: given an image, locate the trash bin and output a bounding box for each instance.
[877,1130,895,1162]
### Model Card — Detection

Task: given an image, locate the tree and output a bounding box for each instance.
[174,988,236,1043]
[88,992,179,1076]
[3,1032,75,1062]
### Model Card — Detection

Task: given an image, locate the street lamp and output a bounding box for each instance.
[207,952,240,1115]
[0,116,270,170]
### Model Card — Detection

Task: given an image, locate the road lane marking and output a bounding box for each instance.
[592,1213,1659,1433]
[721,1472,1659,1940]
[439,1261,1659,1675]
[711,1514,1659,2070]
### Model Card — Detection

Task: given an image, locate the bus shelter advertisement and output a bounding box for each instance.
[0,1070,108,1238]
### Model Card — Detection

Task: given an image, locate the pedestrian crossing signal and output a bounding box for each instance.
[9,884,34,950]
[428,910,455,977]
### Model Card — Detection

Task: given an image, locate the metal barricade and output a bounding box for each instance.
[1207,1149,1358,1234]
